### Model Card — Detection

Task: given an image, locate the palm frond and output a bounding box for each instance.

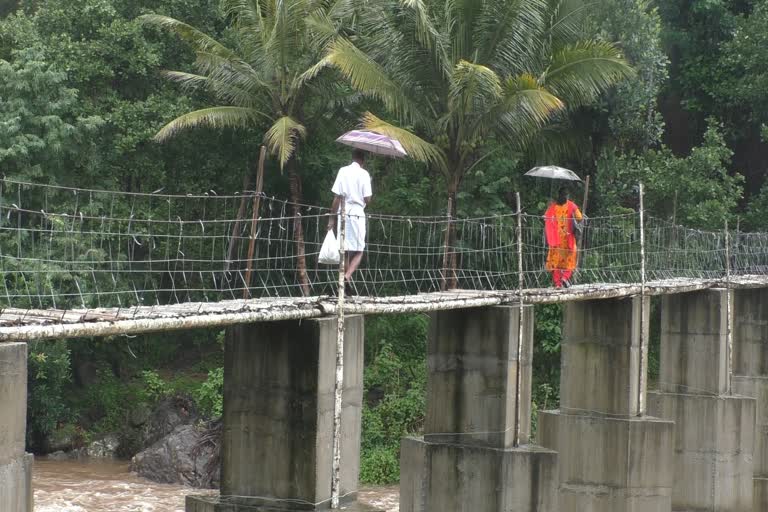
[322,38,425,124]
[265,116,307,170]
[475,0,546,74]
[448,60,503,114]
[154,107,268,142]
[161,71,209,92]
[543,41,635,108]
[361,112,446,171]
[546,0,595,45]
[138,15,237,60]
[502,74,565,127]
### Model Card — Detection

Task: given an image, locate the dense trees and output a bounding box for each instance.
[3,0,768,485]
[319,0,632,222]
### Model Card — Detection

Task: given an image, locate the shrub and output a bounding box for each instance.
[195,367,224,418]
[27,340,72,451]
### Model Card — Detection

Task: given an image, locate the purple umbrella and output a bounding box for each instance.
[336,130,408,158]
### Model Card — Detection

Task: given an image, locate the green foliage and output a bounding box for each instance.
[590,0,669,152]
[360,315,427,484]
[596,121,744,227]
[0,47,103,181]
[194,367,223,418]
[26,340,72,450]
[325,0,633,217]
[139,370,172,402]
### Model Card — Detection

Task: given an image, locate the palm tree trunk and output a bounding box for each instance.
[288,163,311,296]
[442,177,459,291]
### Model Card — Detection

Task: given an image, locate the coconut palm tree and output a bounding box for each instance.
[140,0,356,296]
[308,0,635,288]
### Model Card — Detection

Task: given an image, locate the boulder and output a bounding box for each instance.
[130,424,219,489]
[87,434,120,458]
[141,394,199,447]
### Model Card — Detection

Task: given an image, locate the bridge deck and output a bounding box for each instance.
[1,275,766,342]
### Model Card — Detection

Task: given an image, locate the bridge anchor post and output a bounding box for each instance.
[648,289,755,511]
[729,288,768,510]
[539,297,676,512]
[186,316,364,511]
[0,343,33,512]
[400,306,558,512]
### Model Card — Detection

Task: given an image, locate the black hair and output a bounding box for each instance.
[352,149,366,163]
[556,186,569,205]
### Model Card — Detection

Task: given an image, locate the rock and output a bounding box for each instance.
[141,395,199,448]
[87,434,120,458]
[130,424,219,489]
[47,451,69,461]
[128,403,151,428]
[46,425,77,453]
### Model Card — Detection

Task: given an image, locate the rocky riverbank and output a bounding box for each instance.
[43,394,221,489]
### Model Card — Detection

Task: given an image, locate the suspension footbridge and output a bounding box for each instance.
[0,179,766,341]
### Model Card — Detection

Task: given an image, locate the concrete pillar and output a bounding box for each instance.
[0,343,33,512]
[400,306,559,512]
[186,316,364,512]
[539,297,675,512]
[648,289,755,511]
[732,287,768,509]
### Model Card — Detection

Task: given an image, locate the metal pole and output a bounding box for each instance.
[637,183,646,416]
[331,198,346,509]
[725,219,733,395]
[514,192,524,447]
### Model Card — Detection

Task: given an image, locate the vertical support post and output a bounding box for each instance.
[637,183,646,416]
[441,196,453,291]
[242,146,267,299]
[331,198,346,509]
[515,192,524,447]
[726,221,732,394]
[582,175,591,216]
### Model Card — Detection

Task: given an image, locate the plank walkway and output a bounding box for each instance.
[1,275,767,342]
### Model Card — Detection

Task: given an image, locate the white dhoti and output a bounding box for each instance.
[340,208,366,252]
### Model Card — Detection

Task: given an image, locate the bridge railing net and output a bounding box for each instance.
[0,179,766,312]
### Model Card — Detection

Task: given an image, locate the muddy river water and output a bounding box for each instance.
[33,458,399,512]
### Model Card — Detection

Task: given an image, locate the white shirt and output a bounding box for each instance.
[331,161,372,214]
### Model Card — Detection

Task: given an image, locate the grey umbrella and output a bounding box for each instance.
[525,166,583,182]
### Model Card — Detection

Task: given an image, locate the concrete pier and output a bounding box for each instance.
[0,343,33,512]
[400,306,558,512]
[186,316,364,511]
[539,297,675,512]
[648,289,755,511]
[732,287,768,509]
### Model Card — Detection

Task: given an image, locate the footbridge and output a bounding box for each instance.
[1,179,768,511]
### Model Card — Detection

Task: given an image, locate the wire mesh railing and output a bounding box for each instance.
[0,178,766,313]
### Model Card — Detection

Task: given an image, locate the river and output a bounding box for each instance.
[34,458,399,512]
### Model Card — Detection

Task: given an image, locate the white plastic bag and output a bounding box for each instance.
[319,230,341,265]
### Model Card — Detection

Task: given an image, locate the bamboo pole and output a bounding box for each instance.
[242,146,267,299]
[725,219,733,395]
[514,192,524,447]
[331,198,346,510]
[637,182,647,416]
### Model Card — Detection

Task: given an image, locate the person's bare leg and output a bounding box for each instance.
[345,251,364,280]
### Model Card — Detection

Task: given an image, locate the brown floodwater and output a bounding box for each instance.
[33,458,399,512]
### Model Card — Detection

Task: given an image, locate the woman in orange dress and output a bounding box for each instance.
[544,187,583,288]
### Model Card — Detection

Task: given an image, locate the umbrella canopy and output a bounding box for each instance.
[336,130,408,158]
[525,166,583,182]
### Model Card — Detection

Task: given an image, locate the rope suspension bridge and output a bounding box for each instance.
[0,178,767,342]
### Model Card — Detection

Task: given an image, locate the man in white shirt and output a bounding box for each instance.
[328,149,372,284]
